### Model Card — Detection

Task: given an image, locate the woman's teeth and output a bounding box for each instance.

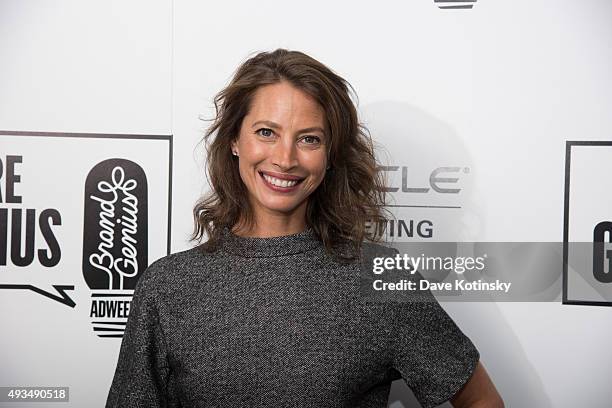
[262,174,299,188]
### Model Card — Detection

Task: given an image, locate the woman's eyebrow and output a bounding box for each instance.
[251,120,324,134]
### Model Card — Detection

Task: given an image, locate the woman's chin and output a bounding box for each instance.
[257,198,306,215]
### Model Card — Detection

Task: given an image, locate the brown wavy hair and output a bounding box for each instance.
[191,49,390,260]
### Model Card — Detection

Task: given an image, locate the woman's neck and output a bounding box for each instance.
[231,216,307,238]
[232,198,311,238]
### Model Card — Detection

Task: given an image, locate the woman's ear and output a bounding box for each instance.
[231,141,239,157]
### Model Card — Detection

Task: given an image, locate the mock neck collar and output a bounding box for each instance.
[219,226,321,258]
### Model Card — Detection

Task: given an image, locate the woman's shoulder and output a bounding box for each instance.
[325,236,398,267]
[135,245,216,293]
[360,240,397,256]
[144,245,204,271]
[356,240,399,269]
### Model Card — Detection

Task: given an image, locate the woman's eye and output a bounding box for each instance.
[302,135,321,145]
[256,128,273,137]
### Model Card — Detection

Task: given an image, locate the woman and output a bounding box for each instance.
[106,49,503,408]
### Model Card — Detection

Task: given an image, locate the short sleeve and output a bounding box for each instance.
[391,272,480,407]
[105,262,172,408]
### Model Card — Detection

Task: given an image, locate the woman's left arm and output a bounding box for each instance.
[450,361,504,408]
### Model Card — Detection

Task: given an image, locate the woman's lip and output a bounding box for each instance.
[258,170,305,181]
[259,171,302,192]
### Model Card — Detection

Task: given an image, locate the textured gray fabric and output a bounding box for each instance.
[106,227,479,408]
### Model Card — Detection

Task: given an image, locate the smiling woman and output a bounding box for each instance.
[106,49,503,408]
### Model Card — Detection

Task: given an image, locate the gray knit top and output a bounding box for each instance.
[106,227,479,408]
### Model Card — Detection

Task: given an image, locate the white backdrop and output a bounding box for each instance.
[2,0,612,407]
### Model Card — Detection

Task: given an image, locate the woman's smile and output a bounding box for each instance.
[258,170,305,191]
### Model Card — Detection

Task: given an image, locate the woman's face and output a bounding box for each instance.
[231,81,328,222]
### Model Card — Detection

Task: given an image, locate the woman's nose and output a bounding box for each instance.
[272,139,298,170]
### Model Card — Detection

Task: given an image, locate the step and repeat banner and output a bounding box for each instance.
[2,0,612,407]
